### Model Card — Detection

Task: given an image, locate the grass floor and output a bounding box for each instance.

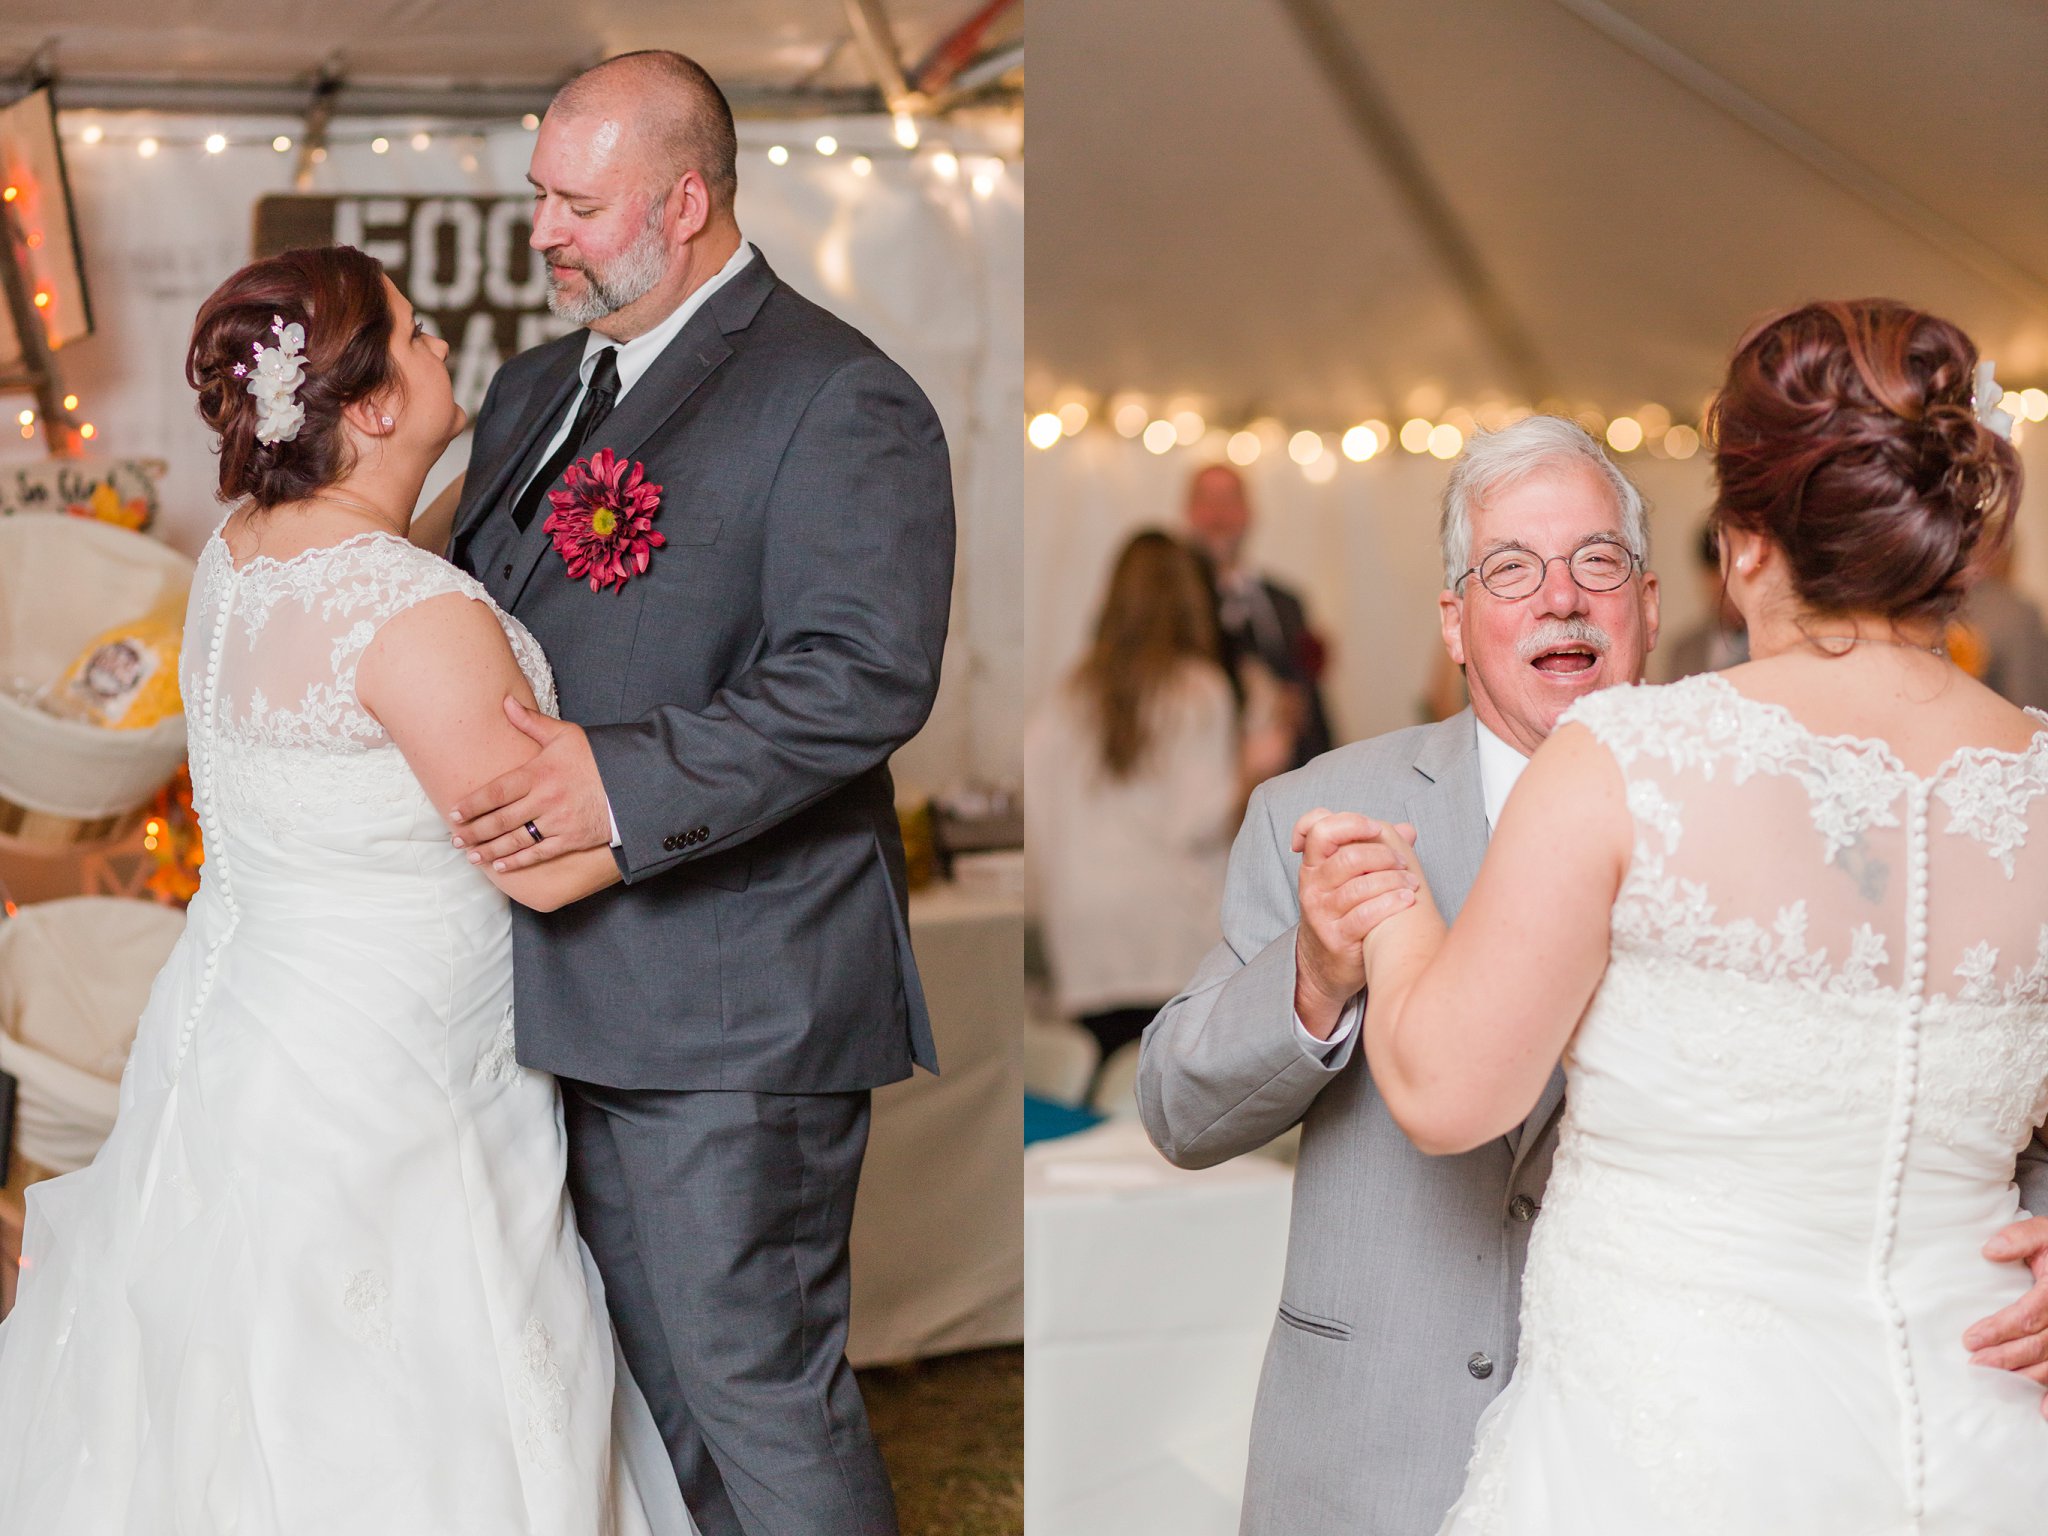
[860,1345,1023,1536]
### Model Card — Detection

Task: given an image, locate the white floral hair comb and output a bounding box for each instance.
[230,315,308,445]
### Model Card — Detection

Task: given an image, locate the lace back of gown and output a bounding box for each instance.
[1440,671,2048,1536]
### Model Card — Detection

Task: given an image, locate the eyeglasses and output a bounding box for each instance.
[1456,539,1641,601]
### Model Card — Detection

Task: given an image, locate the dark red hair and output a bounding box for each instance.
[185,245,403,510]
[1708,298,2021,625]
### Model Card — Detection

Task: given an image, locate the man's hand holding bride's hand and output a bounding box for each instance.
[450,696,612,871]
[1290,808,1424,1040]
[1969,1216,2048,1413]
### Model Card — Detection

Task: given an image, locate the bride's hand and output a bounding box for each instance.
[1289,809,1425,1037]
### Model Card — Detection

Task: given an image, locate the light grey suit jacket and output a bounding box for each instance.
[1138,710,1565,1536]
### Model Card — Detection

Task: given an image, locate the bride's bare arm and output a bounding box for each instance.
[1359,722,1630,1153]
[356,593,621,912]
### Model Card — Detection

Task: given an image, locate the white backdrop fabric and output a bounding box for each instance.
[1028,427,2048,749]
[2,111,1023,793]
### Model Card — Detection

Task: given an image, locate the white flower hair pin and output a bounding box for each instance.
[230,315,308,445]
[1973,359,2015,442]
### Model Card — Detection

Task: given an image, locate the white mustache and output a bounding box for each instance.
[1517,618,1612,663]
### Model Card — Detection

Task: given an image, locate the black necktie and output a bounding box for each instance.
[511,345,620,532]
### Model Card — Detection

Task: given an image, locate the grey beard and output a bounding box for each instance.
[544,225,668,325]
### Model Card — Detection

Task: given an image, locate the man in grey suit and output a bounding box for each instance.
[1140,417,1654,1534]
[441,52,951,1536]
[1140,414,2048,1534]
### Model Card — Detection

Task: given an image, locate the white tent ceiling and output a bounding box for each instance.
[0,1,1020,110]
[1028,0,2048,430]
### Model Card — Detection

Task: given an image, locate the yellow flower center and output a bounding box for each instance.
[590,505,618,539]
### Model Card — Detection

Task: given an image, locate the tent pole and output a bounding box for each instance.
[1274,0,1553,403]
[1547,0,2048,314]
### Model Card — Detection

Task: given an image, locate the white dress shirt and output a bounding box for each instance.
[1295,715,1530,1055]
[520,238,758,848]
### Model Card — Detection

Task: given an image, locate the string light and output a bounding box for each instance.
[1664,424,1700,459]
[767,144,790,165]
[1427,423,1464,459]
[1111,399,1149,438]
[17,425,29,439]
[0,186,16,202]
[81,123,103,144]
[2022,388,2048,423]
[138,137,159,158]
[31,290,49,309]
[272,135,292,152]
[61,394,77,411]
[971,161,1000,198]
[1605,416,1643,452]
[411,131,431,151]
[1226,430,1261,466]
[815,135,838,156]
[1142,420,1176,454]
[79,423,96,440]
[931,150,959,182]
[1289,430,1324,465]
[522,113,540,131]
[851,155,873,177]
[1400,418,1432,453]
[204,133,226,154]
[1303,452,1338,484]
[371,136,390,154]
[1172,409,1205,446]
[893,111,920,149]
[1027,413,1062,449]
[1341,424,1379,462]
[23,230,39,249]
[1057,402,1089,436]
[311,146,328,164]
[1635,402,1671,439]
[16,410,31,426]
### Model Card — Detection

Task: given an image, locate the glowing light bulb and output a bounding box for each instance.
[1027,413,1062,450]
[892,111,920,150]
[61,393,76,411]
[1635,402,1671,439]
[767,145,789,166]
[80,422,96,440]
[1664,424,1700,459]
[1400,418,1433,453]
[1427,423,1464,459]
[204,133,226,154]
[371,136,390,155]
[1303,452,1338,484]
[81,124,103,145]
[1142,420,1177,455]
[1173,410,1205,446]
[815,135,838,156]
[1341,424,1379,462]
[1058,402,1089,436]
[31,290,49,309]
[2022,388,2048,423]
[851,155,872,177]
[138,137,159,158]
[1289,430,1324,466]
[522,113,540,131]
[931,150,959,182]
[273,135,292,152]
[1,186,16,202]
[16,409,31,425]
[971,162,1000,198]
[1226,430,1262,466]
[1112,399,1149,438]
[311,147,329,164]
[1605,416,1643,453]
[411,131,431,151]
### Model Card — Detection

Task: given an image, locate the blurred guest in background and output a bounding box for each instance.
[1026,530,1292,1067]
[1657,522,1749,681]
[1958,542,2048,711]
[1183,464,1336,768]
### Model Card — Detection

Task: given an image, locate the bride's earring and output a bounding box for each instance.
[379,414,394,427]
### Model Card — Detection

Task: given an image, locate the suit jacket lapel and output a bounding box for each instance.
[450,348,584,560]
[494,255,777,608]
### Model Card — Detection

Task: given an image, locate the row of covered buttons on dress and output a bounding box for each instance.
[663,824,711,852]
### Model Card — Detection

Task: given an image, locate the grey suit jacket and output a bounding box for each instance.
[449,253,954,1094]
[1138,711,1564,1536]
[1141,709,2048,1535]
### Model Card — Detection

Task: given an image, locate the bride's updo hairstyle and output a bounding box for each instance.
[185,245,403,509]
[1707,298,2021,626]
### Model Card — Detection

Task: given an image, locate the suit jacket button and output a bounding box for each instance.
[501,563,513,578]
[694,825,709,838]
[663,836,678,850]
[1509,1195,1538,1222]
[1467,1352,1494,1380]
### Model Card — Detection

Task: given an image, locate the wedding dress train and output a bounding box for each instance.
[0,526,695,1535]
[1439,672,2048,1535]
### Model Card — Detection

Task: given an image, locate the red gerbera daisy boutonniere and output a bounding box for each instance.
[542,447,667,593]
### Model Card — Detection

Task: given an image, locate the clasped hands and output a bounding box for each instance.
[449,696,611,871]
[1290,808,1433,1040]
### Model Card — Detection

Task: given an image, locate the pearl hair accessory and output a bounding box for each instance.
[229,315,308,444]
[1973,360,2015,441]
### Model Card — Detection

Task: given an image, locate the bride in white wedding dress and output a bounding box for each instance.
[0,246,694,1534]
[1336,299,2048,1533]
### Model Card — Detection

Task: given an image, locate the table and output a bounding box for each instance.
[846,880,1025,1365]
[1025,1120,1293,1535]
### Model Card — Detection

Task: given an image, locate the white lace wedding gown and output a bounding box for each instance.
[1439,672,2048,1535]
[0,528,695,1535]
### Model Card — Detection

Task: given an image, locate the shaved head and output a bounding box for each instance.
[548,50,739,211]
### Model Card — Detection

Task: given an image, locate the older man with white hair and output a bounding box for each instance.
[1138,414,1659,1534]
